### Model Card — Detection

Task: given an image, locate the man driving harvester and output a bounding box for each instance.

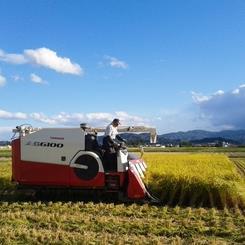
[103,118,126,171]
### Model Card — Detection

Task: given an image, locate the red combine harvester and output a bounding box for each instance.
[11,124,157,201]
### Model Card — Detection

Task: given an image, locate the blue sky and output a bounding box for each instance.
[1,0,245,139]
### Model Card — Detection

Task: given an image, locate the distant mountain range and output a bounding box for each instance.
[1,129,245,146]
[120,129,245,145]
[159,130,245,145]
[0,141,11,146]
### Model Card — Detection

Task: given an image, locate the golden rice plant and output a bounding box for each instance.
[143,153,245,208]
[0,159,15,191]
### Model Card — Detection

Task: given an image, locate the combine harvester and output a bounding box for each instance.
[11,124,158,202]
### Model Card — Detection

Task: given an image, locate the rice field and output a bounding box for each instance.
[144,153,245,209]
[0,149,245,244]
[0,149,11,158]
[0,158,15,192]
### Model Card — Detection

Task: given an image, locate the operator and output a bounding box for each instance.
[103,118,126,153]
[103,118,126,171]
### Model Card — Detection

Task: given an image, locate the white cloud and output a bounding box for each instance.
[0,111,151,139]
[0,107,216,135]
[0,49,27,64]
[192,90,225,103]
[104,55,128,69]
[0,109,27,120]
[191,92,210,103]
[30,73,46,84]
[192,84,245,129]
[85,113,113,124]
[11,110,146,129]
[114,111,147,125]
[213,90,224,96]
[0,108,157,135]
[0,74,6,87]
[232,89,240,94]
[30,112,83,125]
[232,84,245,95]
[24,48,83,75]
[29,111,148,127]
[0,47,83,75]
[30,113,57,124]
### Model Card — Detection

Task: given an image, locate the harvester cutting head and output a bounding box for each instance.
[11,123,158,202]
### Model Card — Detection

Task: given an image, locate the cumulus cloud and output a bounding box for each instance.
[0,49,27,64]
[191,92,210,103]
[0,109,27,120]
[0,107,209,135]
[29,111,148,127]
[0,107,152,137]
[0,47,83,75]
[213,90,224,96]
[30,112,86,125]
[114,111,147,125]
[232,84,245,95]
[0,111,150,140]
[192,90,225,104]
[30,73,46,84]
[192,84,245,129]
[0,107,147,127]
[0,74,6,87]
[24,48,82,75]
[30,112,57,124]
[104,55,128,69]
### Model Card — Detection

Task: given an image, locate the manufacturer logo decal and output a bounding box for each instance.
[50,137,64,140]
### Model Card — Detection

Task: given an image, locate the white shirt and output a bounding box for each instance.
[104,124,118,140]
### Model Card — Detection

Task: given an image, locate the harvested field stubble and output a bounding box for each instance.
[232,158,245,177]
[0,201,244,244]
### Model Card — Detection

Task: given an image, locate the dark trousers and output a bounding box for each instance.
[103,152,117,172]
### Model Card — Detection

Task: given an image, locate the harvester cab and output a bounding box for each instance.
[11,124,157,201]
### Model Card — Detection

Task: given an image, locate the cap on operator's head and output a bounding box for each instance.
[112,118,120,124]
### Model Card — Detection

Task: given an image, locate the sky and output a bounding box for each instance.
[1,0,245,140]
